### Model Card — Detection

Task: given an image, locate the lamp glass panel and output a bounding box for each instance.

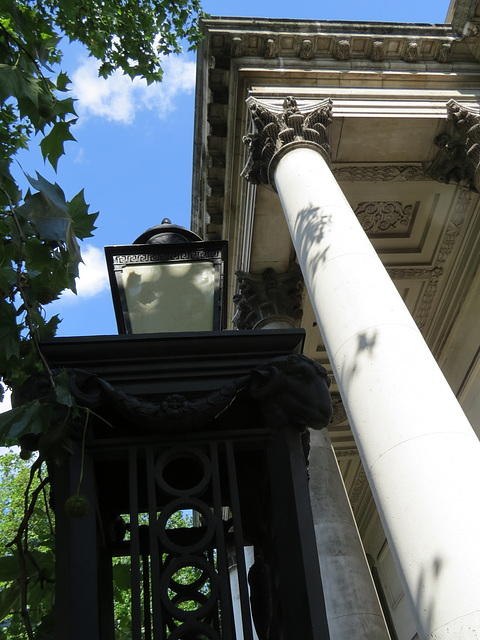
[121,261,215,333]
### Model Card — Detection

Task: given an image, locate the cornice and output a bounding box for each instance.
[202,17,466,66]
[202,17,454,38]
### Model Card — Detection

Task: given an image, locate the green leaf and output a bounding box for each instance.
[15,173,76,248]
[67,190,98,240]
[40,121,76,171]
[0,556,19,582]
[0,400,52,446]
[54,369,74,408]
[0,580,21,622]
[56,71,71,91]
[16,191,69,243]
[0,298,20,361]
[0,64,40,107]
[25,172,68,214]
[113,562,131,591]
[34,610,55,640]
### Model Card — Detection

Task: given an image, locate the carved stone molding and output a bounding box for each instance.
[388,188,471,329]
[299,39,314,60]
[330,396,347,427]
[436,42,452,63]
[370,40,385,62]
[349,468,368,511]
[241,96,332,187]
[426,131,475,190]
[335,39,350,60]
[448,99,480,191]
[403,41,418,62]
[205,25,461,66]
[232,264,304,330]
[332,165,428,182]
[355,201,416,234]
[231,36,245,57]
[264,37,277,59]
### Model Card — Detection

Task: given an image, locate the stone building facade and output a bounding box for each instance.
[190,1,480,638]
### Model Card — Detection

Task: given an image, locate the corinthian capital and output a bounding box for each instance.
[241,96,332,187]
[448,100,480,191]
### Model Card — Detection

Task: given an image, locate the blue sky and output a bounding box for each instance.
[13,0,451,340]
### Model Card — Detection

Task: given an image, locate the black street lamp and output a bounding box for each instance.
[37,221,332,640]
[105,219,228,334]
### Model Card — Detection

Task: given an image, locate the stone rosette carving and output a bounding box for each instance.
[233,264,304,330]
[355,201,415,234]
[241,96,332,187]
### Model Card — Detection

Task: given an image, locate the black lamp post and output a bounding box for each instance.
[104,219,228,334]
[42,222,331,640]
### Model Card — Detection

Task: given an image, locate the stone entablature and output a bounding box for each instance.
[193,19,480,239]
[204,18,462,65]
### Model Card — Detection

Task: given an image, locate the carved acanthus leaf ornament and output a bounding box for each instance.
[241,96,332,187]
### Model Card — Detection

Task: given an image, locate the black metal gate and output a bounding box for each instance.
[55,424,329,640]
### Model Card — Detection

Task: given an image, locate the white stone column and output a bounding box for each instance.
[273,142,480,640]
[309,428,390,639]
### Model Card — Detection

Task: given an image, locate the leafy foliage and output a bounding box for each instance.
[0,453,54,640]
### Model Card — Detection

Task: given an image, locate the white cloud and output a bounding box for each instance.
[61,244,109,301]
[72,54,196,124]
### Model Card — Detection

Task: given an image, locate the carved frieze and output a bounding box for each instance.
[232,264,304,330]
[242,96,332,186]
[332,165,428,182]
[330,397,347,427]
[349,468,368,511]
[354,201,416,234]
[207,27,461,65]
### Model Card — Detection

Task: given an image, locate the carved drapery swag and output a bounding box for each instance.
[16,355,332,456]
[241,96,332,187]
[232,264,304,330]
[427,99,480,191]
